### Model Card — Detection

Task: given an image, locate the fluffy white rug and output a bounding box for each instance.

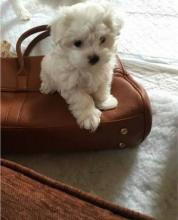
[1,0,178,219]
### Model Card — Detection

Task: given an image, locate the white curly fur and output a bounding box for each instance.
[40,1,124,131]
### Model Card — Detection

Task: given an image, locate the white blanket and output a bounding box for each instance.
[1,0,178,219]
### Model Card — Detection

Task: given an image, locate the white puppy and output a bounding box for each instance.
[40,2,123,131]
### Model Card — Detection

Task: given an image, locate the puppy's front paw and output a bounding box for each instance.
[97,95,118,110]
[19,9,31,21]
[40,82,54,94]
[78,108,101,132]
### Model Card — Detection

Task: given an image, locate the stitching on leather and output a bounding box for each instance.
[2,114,143,129]
[16,93,28,124]
[119,60,149,140]
[114,63,150,141]
[124,77,148,140]
[4,96,12,124]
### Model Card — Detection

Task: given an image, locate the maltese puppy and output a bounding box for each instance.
[40,1,124,131]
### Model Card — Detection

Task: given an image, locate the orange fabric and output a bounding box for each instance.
[1,159,155,220]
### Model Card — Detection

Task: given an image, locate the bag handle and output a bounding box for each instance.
[15,25,50,89]
[23,30,128,77]
[16,25,50,75]
[15,25,126,90]
[23,29,50,57]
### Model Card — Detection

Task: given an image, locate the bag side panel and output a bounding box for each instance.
[2,114,144,153]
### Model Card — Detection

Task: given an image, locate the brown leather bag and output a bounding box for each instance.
[1,25,152,153]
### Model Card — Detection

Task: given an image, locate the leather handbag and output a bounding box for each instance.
[1,25,152,153]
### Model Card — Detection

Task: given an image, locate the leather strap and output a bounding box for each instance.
[16,25,50,75]
[16,25,50,89]
[24,29,50,57]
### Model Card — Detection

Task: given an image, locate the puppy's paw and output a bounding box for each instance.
[78,108,101,132]
[18,9,31,21]
[97,95,118,110]
[40,82,54,94]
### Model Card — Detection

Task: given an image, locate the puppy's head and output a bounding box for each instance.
[51,1,124,70]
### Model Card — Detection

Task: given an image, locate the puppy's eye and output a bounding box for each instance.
[100,36,106,44]
[74,40,82,47]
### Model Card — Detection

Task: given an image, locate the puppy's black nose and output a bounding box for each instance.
[88,54,100,65]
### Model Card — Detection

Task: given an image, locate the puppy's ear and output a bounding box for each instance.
[51,7,73,44]
[102,2,124,36]
[111,9,124,36]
